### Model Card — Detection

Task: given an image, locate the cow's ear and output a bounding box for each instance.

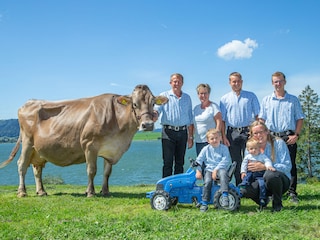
[154,96,168,105]
[117,96,132,106]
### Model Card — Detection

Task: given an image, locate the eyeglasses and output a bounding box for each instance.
[252,130,266,136]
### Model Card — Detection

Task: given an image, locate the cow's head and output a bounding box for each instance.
[117,85,168,131]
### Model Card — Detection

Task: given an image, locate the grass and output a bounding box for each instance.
[133,131,161,141]
[0,183,319,240]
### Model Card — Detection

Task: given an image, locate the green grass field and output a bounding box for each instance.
[133,131,161,141]
[1,183,319,239]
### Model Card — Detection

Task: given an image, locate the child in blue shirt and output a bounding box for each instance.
[239,138,275,207]
[196,128,231,212]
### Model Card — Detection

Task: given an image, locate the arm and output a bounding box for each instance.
[215,145,231,170]
[262,154,276,171]
[247,161,266,172]
[187,124,194,149]
[273,139,292,174]
[221,121,230,147]
[214,112,222,133]
[287,119,303,145]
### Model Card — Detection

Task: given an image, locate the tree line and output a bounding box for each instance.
[297,85,320,180]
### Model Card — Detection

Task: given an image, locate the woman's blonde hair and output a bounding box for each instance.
[248,120,275,162]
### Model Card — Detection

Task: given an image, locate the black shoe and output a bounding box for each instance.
[272,203,283,212]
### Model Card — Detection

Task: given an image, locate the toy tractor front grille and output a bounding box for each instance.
[156,184,164,190]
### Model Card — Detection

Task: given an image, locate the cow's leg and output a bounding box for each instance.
[32,164,47,196]
[101,159,112,196]
[85,150,98,197]
[17,141,33,197]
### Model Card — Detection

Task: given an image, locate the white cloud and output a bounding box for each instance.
[217,38,258,60]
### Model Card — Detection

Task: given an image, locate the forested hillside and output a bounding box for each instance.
[0,119,19,143]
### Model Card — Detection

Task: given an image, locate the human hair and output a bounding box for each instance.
[170,73,184,83]
[248,120,275,162]
[206,128,221,138]
[272,71,286,81]
[246,138,260,150]
[196,83,211,94]
[229,72,242,81]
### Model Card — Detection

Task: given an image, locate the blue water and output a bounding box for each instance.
[0,141,197,186]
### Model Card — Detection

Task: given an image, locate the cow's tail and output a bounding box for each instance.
[0,134,22,169]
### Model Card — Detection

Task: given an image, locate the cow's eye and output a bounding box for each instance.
[133,103,138,108]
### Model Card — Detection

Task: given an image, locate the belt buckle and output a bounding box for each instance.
[174,126,180,131]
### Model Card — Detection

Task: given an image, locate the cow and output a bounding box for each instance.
[0,85,168,197]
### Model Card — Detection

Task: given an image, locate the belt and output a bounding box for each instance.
[270,130,294,137]
[164,125,187,131]
[227,126,248,132]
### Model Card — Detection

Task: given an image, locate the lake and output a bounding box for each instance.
[0,141,197,187]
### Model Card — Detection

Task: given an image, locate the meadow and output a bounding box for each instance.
[0,183,319,239]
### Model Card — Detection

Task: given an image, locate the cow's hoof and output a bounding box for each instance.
[17,191,27,198]
[86,192,96,198]
[100,190,110,197]
[37,191,48,196]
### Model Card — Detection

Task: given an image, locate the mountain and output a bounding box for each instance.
[0,119,19,137]
[0,119,161,139]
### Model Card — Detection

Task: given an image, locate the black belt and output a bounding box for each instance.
[270,130,294,137]
[227,126,248,132]
[164,125,187,131]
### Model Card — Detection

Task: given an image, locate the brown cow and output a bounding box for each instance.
[0,85,168,197]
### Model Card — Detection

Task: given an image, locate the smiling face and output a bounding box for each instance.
[272,75,286,93]
[197,86,210,105]
[207,132,221,147]
[247,143,260,156]
[251,125,268,146]
[229,75,243,94]
[170,74,183,95]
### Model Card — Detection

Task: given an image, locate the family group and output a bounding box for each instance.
[153,71,304,212]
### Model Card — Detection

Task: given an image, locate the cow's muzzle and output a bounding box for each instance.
[139,121,154,131]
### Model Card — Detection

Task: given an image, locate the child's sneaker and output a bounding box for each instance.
[200,204,208,212]
[260,198,266,207]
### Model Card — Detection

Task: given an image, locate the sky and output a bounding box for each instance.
[1,1,320,124]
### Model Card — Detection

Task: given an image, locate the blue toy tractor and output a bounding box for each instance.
[146,159,241,211]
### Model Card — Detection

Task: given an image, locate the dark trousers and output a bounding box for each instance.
[227,128,248,185]
[287,143,298,195]
[239,171,266,201]
[240,170,290,209]
[161,128,188,178]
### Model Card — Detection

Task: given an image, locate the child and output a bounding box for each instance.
[195,128,231,212]
[239,138,276,207]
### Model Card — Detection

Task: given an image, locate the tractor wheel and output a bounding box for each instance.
[151,190,171,210]
[213,188,240,211]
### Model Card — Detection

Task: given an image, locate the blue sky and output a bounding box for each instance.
[1,1,319,123]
